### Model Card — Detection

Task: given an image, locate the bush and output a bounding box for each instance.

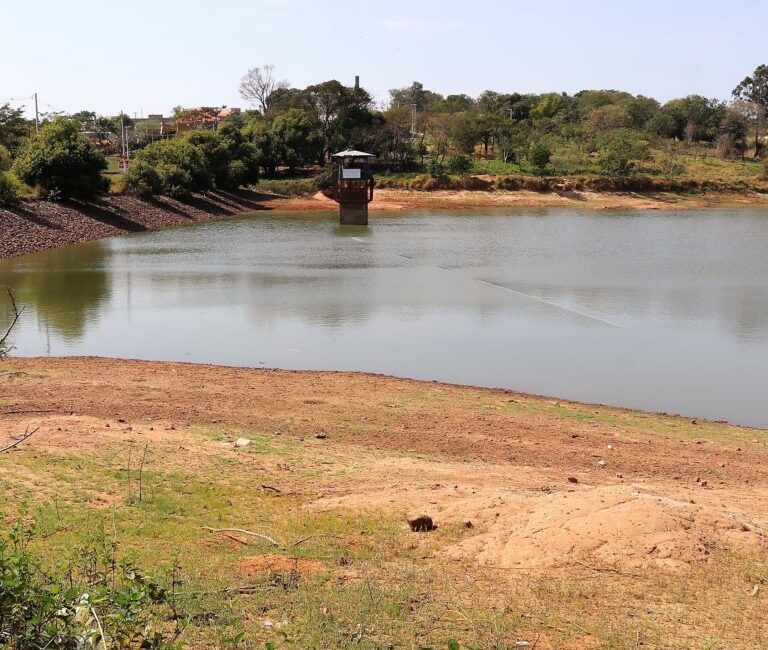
[313,168,335,191]
[179,124,259,190]
[127,139,212,198]
[0,144,11,172]
[0,516,183,648]
[446,153,473,175]
[0,171,20,207]
[528,143,552,176]
[12,118,108,199]
[494,176,523,191]
[596,129,651,177]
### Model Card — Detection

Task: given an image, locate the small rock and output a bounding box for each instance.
[567,477,579,484]
[597,460,606,467]
[234,438,251,448]
[315,433,328,440]
[464,521,474,529]
[700,480,708,488]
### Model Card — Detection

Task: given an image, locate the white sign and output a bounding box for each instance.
[342,168,361,179]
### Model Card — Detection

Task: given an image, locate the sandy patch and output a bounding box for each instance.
[237,554,324,577]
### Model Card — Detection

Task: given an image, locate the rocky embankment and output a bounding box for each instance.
[0,190,277,259]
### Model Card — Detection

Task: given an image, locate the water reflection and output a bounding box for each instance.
[2,209,768,425]
[0,242,110,341]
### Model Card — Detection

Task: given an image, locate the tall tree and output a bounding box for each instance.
[732,65,768,157]
[304,81,372,160]
[0,103,28,150]
[239,64,289,115]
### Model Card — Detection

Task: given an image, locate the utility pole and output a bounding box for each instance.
[34,93,39,132]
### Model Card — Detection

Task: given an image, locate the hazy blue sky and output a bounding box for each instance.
[1,0,765,118]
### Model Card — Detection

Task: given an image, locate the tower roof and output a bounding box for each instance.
[332,149,375,158]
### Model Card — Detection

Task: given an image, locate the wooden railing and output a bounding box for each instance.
[331,177,374,203]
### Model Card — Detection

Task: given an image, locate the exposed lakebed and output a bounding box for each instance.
[2,208,768,426]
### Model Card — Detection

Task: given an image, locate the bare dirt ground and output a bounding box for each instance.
[2,357,768,647]
[269,188,768,213]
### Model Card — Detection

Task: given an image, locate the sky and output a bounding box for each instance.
[1,0,765,119]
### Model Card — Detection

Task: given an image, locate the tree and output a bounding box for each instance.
[239,64,288,115]
[243,118,280,176]
[448,111,481,154]
[718,102,752,159]
[179,124,259,189]
[304,80,373,160]
[732,65,768,157]
[271,109,323,170]
[529,143,552,176]
[657,96,724,142]
[13,118,107,199]
[0,104,28,151]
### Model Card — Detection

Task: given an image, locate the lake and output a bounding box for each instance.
[2,208,768,427]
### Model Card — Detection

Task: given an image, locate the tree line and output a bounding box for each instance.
[1,64,767,205]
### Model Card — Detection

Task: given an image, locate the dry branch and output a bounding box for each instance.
[0,289,25,359]
[0,427,39,453]
[201,527,282,548]
[574,559,637,577]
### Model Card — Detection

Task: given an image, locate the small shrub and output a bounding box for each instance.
[446,153,473,175]
[0,171,20,207]
[0,144,12,172]
[428,158,444,178]
[313,168,334,191]
[494,176,523,191]
[528,143,552,176]
[0,516,184,648]
[521,176,553,192]
[458,175,493,191]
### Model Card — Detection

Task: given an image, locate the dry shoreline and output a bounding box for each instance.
[2,356,768,646]
[2,186,768,260]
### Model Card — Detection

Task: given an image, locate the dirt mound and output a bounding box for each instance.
[237,554,324,577]
[445,486,767,570]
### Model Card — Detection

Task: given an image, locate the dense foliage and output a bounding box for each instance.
[0,172,20,207]
[126,139,212,198]
[12,119,108,199]
[1,64,768,203]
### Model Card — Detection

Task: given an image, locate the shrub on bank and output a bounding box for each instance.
[0,517,183,648]
[179,123,260,190]
[0,144,12,172]
[0,171,20,207]
[126,139,212,198]
[12,118,108,199]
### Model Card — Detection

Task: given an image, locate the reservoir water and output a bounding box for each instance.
[2,208,768,427]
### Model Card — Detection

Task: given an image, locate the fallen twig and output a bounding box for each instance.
[0,427,39,453]
[260,484,281,493]
[574,559,637,577]
[201,527,282,548]
[3,409,59,415]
